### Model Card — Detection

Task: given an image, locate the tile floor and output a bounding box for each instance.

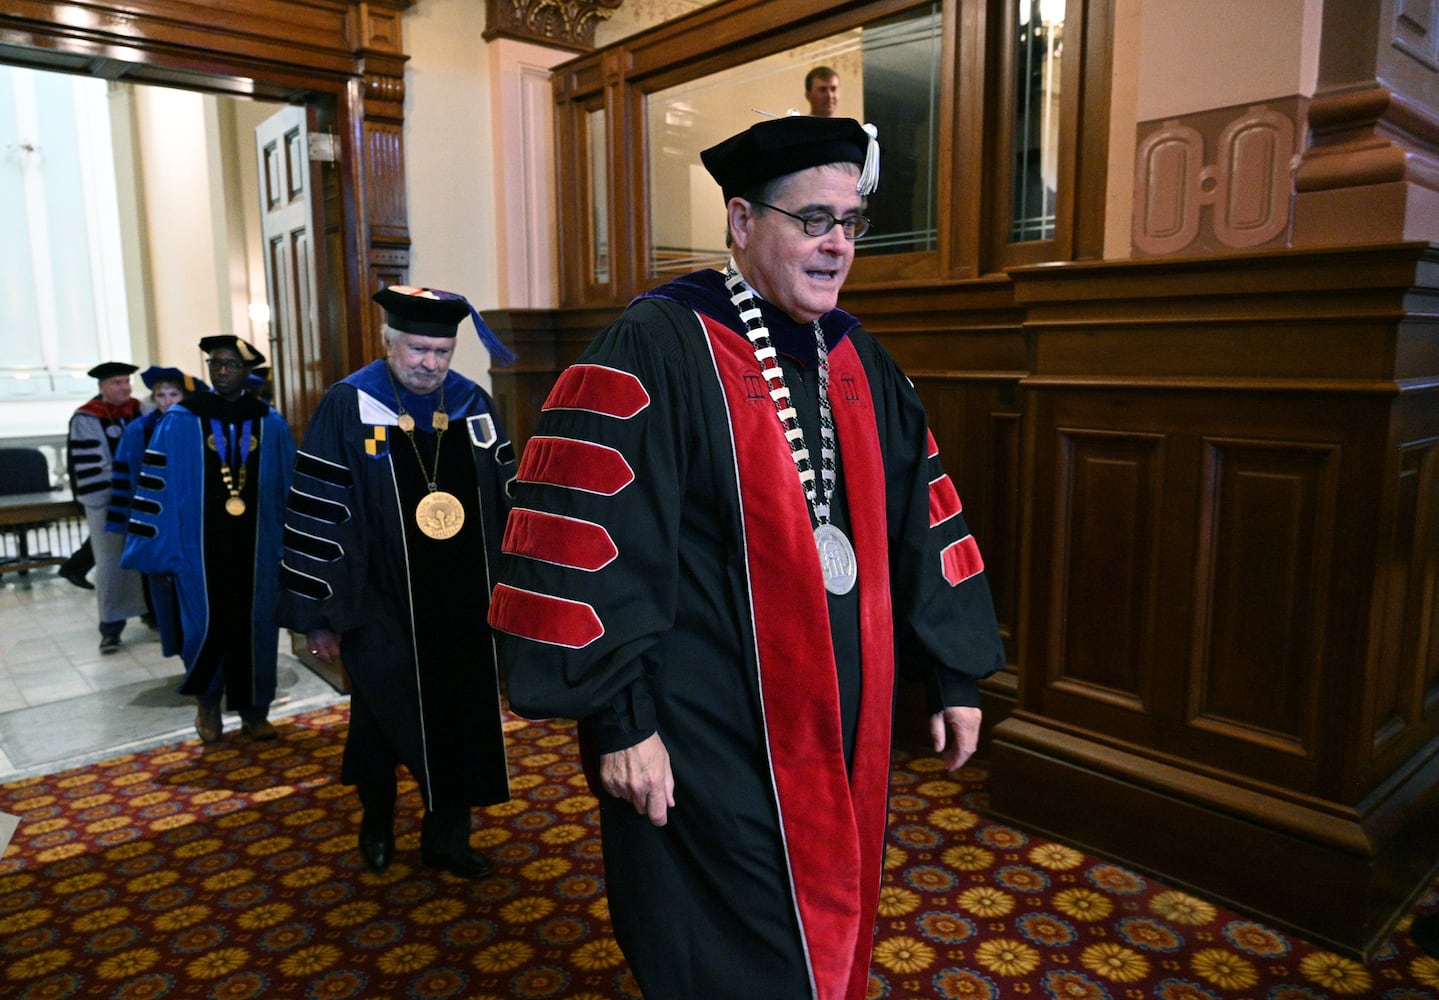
[0,565,344,782]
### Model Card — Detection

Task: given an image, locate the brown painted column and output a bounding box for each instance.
[1130,2,1439,258]
[1292,1,1439,246]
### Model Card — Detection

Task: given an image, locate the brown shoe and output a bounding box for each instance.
[241,717,278,741]
[195,704,222,743]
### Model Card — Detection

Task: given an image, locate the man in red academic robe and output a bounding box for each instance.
[489,116,1004,1000]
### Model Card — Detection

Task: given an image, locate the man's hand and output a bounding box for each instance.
[599,732,675,827]
[306,628,341,666]
[930,706,982,771]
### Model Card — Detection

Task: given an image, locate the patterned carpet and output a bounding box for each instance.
[2,705,1437,999]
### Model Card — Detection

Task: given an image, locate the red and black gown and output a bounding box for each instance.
[489,268,1004,1000]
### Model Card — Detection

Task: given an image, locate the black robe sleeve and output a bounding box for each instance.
[276,385,370,636]
[492,301,697,752]
[860,331,1006,710]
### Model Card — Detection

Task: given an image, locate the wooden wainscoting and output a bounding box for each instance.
[487,242,1439,957]
[993,242,1439,958]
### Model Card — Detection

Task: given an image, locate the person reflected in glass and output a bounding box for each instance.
[804,65,841,117]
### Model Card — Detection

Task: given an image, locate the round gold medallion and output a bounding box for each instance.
[397,413,416,433]
[225,496,247,516]
[415,490,465,540]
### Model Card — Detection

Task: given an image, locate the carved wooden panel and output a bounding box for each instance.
[364,121,408,240]
[1133,99,1299,257]
[993,244,1439,958]
[484,0,624,51]
[1048,429,1163,709]
[909,376,1023,658]
[1189,438,1338,757]
[1394,0,1439,70]
[1373,435,1439,754]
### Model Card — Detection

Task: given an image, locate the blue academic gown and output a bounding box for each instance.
[122,394,295,709]
[106,409,182,656]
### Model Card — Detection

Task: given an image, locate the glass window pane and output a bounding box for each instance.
[0,66,126,412]
[1011,0,1064,242]
[34,71,101,367]
[857,5,941,255]
[0,68,44,383]
[644,3,941,278]
[588,107,609,284]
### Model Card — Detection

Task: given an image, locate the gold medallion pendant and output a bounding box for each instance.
[397,412,416,433]
[415,490,465,539]
[225,496,247,516]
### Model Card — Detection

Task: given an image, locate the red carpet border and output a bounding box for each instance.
[1,705,1437,999]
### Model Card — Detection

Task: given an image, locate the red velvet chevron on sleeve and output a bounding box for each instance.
[502,508,617,572]
[515,437,634,495]
[489,583,605,648]
[542,364,651,419]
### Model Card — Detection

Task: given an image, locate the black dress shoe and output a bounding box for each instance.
[61,567,95,590]
[358,812,394,872]
[420,846,492,880]
[99,634,121,654]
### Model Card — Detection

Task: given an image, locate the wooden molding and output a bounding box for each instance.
[483,0,625,51]
[1292,84,1439,246]
[1132,98,1302,258]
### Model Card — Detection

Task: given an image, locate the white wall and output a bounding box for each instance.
[402,0,502,389]
[1136,0,1323,120]
[133,87,224,374]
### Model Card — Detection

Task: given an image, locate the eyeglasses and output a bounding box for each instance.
[751,201,870,240]
[206,358,248,372]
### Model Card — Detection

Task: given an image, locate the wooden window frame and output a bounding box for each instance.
[552,0,1112,308]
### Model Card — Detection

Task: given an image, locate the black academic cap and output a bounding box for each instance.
[373,285,516,367]
[87,362,138,380]
[373,286,471,338]
[198,335,265,366]
[140,365,208,393]
[700,115,880,202]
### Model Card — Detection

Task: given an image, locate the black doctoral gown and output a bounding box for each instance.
[277,360,514,811]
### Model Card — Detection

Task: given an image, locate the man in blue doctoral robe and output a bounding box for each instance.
[123,336,295,742]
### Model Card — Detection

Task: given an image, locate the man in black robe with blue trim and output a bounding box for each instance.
[277,286,516,879]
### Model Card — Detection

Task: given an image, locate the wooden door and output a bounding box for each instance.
[255,104,325,436]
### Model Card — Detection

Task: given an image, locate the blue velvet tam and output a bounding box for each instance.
[140,365,208,393]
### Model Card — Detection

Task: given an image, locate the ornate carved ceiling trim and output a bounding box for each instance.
[483,0,625,52]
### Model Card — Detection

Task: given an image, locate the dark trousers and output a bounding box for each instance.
[346,695,470,851]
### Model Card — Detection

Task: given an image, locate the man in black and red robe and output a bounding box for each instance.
[67,361,146,652]
[489,116,1004,1000]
